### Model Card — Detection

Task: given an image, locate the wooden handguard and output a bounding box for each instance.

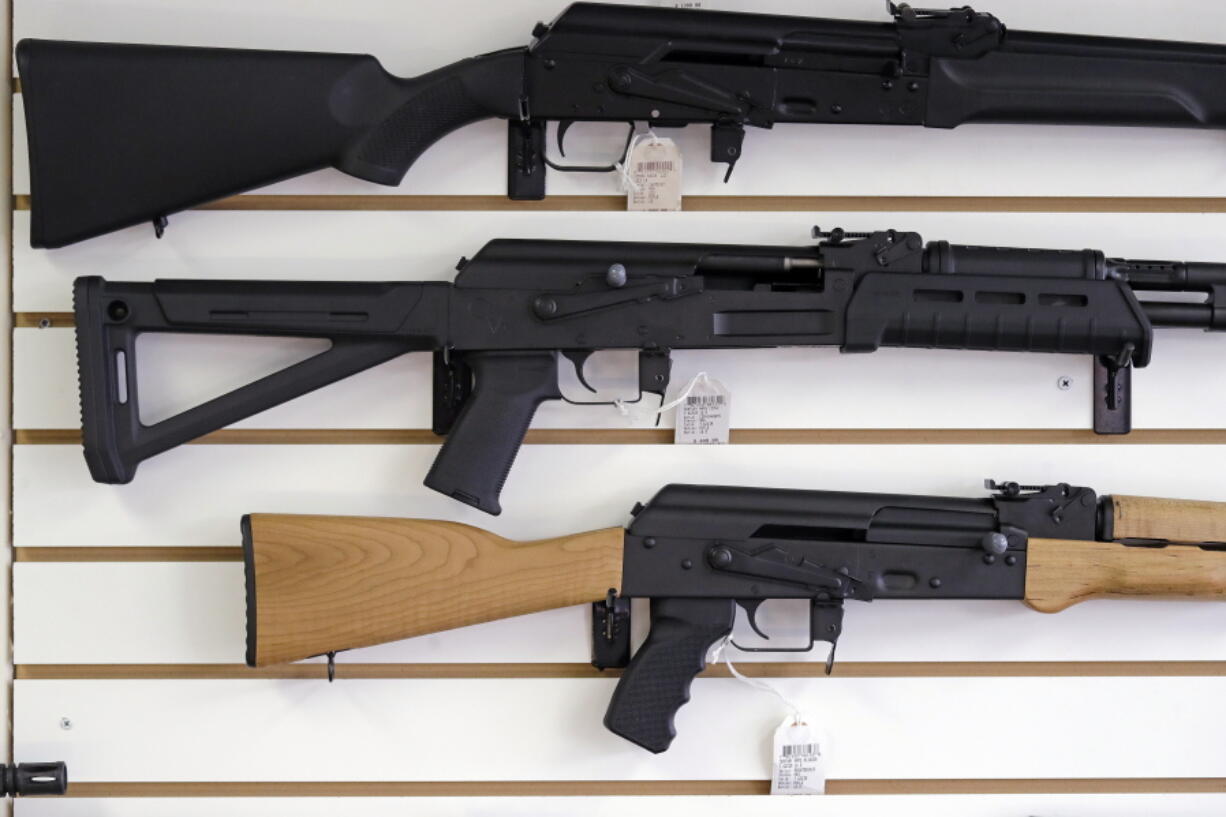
[243,514,624,666]
[1026,494,1226,612]
[1025,538,1226,613]
[1111,495,1226,545]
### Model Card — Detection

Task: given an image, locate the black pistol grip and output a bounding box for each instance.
[337,50,526,187]
[424,351,562,516]
[603,598,736,753]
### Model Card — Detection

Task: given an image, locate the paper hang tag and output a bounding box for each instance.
[771,717,826,795]
[673,376,730,444]
[625,136,682,211]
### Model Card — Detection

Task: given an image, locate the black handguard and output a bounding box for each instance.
[17,39,524,247]
[424,351,562,516]
[603,598,735,754]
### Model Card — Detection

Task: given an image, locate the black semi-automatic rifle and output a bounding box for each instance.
[18,2,1226,247]
[76,228,1225,514]
[242,480,1226,752]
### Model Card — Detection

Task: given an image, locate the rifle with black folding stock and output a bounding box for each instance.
[18,2,1226,247]
[75,228,1226,514]
[241,480,1226,752]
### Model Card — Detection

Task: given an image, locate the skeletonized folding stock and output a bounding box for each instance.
[74,229,1226,514]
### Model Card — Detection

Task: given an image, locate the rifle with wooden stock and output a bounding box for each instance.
[242,480,1226,753]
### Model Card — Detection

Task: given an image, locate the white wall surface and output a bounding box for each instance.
[10,0,1226,814]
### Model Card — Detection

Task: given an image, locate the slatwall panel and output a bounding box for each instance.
[10,0,1226,813]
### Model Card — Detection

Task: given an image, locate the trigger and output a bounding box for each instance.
[563,349,597,393]
[737,598,770,641]
[557,120,576,158]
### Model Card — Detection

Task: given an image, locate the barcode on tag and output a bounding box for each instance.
[627,138,682,211]
[771,718,825,795]
[781,743,818,756]
[674,377,730,444]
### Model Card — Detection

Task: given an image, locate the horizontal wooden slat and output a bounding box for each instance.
[17,661,1226,680]
[63,781,769,797]
[16,428,1226,445]
[14,312,71,328]
[47,779,1226,797]
[15,547,242,562]
[21,194,1226,213]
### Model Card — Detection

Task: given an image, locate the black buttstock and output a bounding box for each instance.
[18,39,524,247]
[603,598,735,753]
[424,351,562,516]
[73,276,440,483]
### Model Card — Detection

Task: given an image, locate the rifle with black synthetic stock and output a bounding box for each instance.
[18,2,1226,247]
[75,228,1226,514]
[242,480,1226,752]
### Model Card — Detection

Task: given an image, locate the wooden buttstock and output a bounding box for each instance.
[1024,537,1226,613]
[1111,495,1226,545]
[243,515,625,667]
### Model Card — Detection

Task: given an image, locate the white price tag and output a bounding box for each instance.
[626,136,682,211]
[771,717,825,795]
[674,376,730,444]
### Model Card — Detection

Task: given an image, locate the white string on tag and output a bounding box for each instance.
[656,371,709,416]
[615,129,663,193]
[712,635,803,725]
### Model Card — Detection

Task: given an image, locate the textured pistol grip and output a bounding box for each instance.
[603,598,736,753]
[424,351,561,516]
[337,51,526,186]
